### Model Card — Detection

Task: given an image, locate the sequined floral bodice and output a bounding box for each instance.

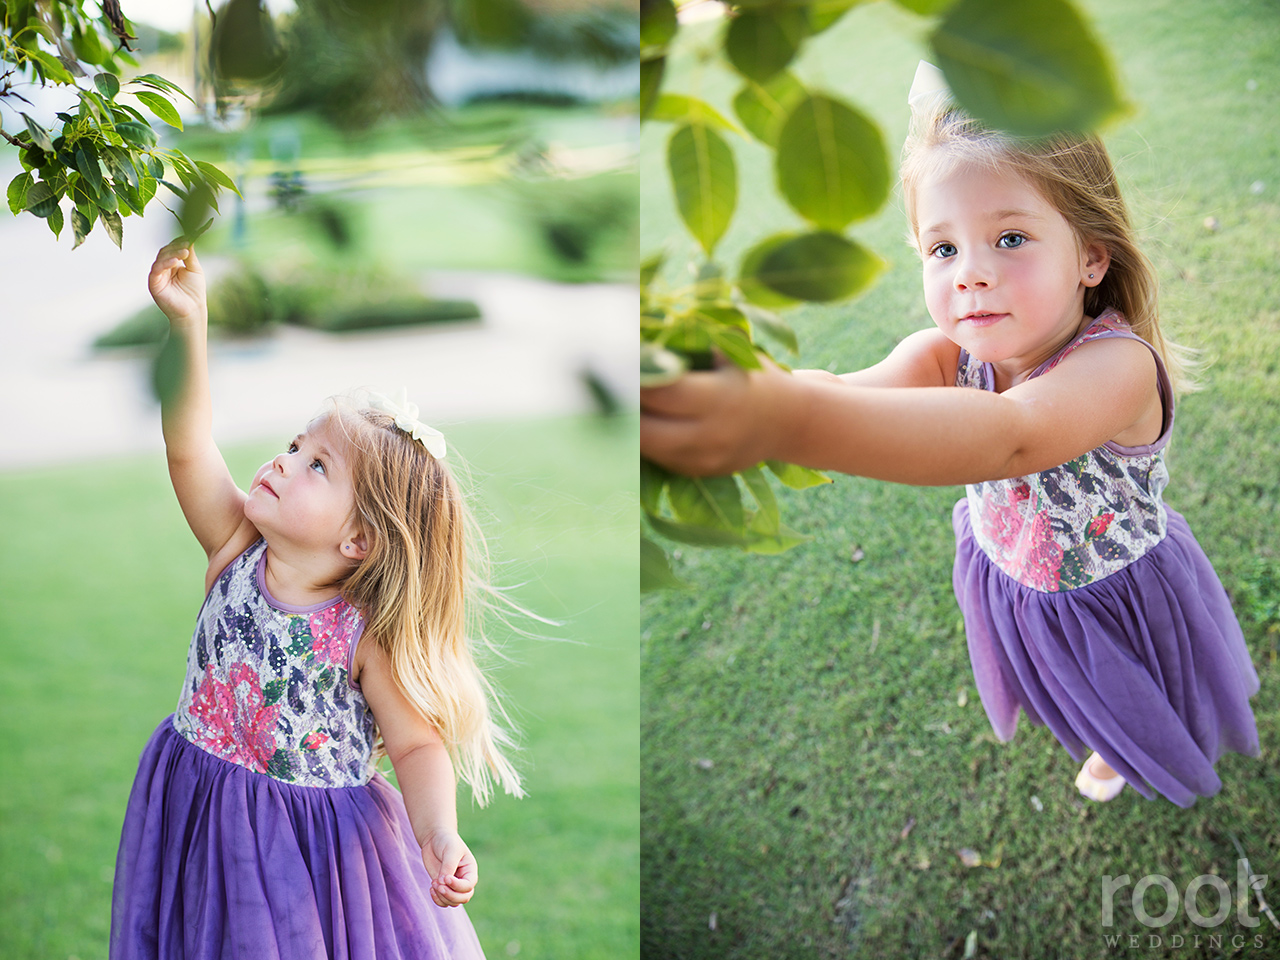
[957,311,1173,593]
[173,539,377,786]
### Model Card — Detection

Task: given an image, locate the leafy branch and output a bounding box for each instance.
[1,0,238,246]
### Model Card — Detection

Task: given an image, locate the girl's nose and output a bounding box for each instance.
[954,253,993,290]
[272,452,289,474]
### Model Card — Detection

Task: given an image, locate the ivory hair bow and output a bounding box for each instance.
[907,60,951,112]
[369,388,446,459]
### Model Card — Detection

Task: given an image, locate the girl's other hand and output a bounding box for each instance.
[421,830,478,908]
[148,239,206,329]
[640,357,798,477]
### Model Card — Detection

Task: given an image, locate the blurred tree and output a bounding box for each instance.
[1,0,236,246]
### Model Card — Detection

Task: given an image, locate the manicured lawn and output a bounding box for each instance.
[641,0,1280,957]
[0,414,638,960]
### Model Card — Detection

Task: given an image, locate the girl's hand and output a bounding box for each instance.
[640,356,800,476]
[148,240,206,329]
[421,829,478,908]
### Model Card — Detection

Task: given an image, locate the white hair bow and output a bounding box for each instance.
[908,60,951,113]
[369,388,447,459]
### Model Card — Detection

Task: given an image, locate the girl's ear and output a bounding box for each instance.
[1083,242,1111,287]
[341,531,368,561]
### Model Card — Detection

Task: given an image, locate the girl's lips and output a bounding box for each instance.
[961,312,1007,327]
[258,479,278,498]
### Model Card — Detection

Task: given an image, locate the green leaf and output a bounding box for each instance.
[738,301,798,354]
[705,323,762,371]
[724,7,809,84]
[24,181,59,218]
[930,0,1128,137]
[21,113,54,152]
[765,460,832,489]
[733,72,806,148]
[894,0,957,13]
[645,512,753,548]
[31,49,75,84]
[640,459,671,515]
[737,234,801,309]
[668,123,737,255]
[744,522,810,555]
[640,342,688,388]
[74,25,109,66]
[651,94,739,133]
[75,142,104,196]
[667,474,745,532]
[641,57,665,121]
[640,0,678,56]
[116,121,157,148]
[776,93,890,229]
[71,205,93,248]
[748,231,885,303]
[99,207,123,247]
[641,250,665,288]
[195,160,241,197]
[7,173,33,216]
[93,72,120,100]
[810,0,866,33]
[739,465,780,536]
[641,535,688,592]
[47,204,64,238]
[133,90,183,130]
[129,73,196,104]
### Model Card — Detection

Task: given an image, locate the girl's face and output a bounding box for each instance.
[244,419,362,557]
[915,158,1106,384]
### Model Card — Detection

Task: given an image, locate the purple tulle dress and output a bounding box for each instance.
[951,311,1260,807]
[111,539,486,959]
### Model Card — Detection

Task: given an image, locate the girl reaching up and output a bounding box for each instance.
[112,240,522,959]
[641,67,1259,807]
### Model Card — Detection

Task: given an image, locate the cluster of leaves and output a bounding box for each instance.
[2,0,238,245]
[639,0,1127,590]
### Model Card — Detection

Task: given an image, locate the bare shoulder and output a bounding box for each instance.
[839,327,961,388]
[203,516,263,594]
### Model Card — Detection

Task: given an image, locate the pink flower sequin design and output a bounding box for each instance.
[980,487,1064,592]
[188,663,280,772]
[309,605,355,667]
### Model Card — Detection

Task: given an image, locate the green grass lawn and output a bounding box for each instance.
[641,0,1280,957]
[0,414,638,960]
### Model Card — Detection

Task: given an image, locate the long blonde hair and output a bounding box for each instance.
[900,103,1196,393]
[323,398,523,806]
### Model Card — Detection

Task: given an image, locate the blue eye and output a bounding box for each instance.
[310,459,326,475]
[930,242,957,259]
[287,442,298,453]
[997,233,1027,249]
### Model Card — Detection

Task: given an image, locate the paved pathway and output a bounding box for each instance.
[0,206,636,470]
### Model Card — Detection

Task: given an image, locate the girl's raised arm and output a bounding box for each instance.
[641,334,1159,485]
[149,242,254,566]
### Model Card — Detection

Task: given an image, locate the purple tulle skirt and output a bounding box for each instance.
[953,501,1260,807]
[111,718,486,959]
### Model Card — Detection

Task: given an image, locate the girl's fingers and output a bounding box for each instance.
[641,366,745,418]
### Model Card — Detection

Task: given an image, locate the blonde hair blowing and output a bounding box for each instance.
[324,400,523,806]
[900,103,1196,394]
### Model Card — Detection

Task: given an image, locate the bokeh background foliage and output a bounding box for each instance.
[0,417,638,960]
[638,0,1126,589]
[641,0,1280,956]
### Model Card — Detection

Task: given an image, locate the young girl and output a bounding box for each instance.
[111,240,522,958]
[640,66,1260,808]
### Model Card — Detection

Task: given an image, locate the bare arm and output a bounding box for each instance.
[149,242,256,578]
[356,641,476,908]
[640,335,1158,484]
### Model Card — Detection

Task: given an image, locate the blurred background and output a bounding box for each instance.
[0,0,638,957]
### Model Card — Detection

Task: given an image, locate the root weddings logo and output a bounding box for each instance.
[1099,860,1275,951]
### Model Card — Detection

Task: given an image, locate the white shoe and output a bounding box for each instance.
[1075,752,1125,802]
